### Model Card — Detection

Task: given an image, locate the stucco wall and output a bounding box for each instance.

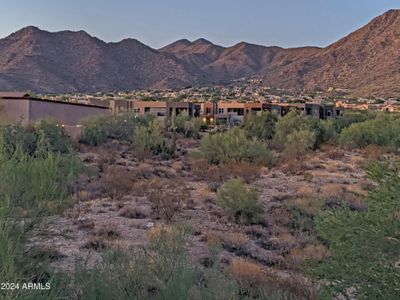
[29,100,110,126]
[0,99,30,125]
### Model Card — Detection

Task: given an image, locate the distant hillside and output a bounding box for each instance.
[0,26,198,93]
[0,9,399,97]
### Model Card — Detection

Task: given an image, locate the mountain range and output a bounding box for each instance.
[0,9,399,97]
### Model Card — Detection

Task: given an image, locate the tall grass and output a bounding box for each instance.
[0,132,83,300]
[0,148,83,214]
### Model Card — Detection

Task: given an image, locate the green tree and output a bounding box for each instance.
[242,111,278,141]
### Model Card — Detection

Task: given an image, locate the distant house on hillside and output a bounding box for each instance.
[0,92,110,134]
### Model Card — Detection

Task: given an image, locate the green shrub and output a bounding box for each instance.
[282,130,316,160]
[133,120,167,157]
[34,118,72,156]
[314,160,400,298]
[80,113,152,146]
[0,120,72,159]
[0,147,83,213]
[75,224,239,300]
[339,114,400,148]
[200,128,273,166]
[272,110,330,150]
[242,111,278,141]
[172,115,201,139]
[79,117,108,146]
[0,124,38,158]
[0,198,71,300]
[217,178,262,224]
[332,110,376,133]
[0,148,82,300]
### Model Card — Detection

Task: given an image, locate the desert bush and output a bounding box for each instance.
[332,110,376,133]
[79,117,108,146]
[314,159,400,298]
[169,115,201,139]
[200,128,273,166]
[133,120,170,158]
[75,224,239,300]
[146,178,191,222]
[80,113,152,146]
[190,158,263,184]
[339,113,400,148]
[273,110,334,151]
[217,178,262,224]
[34,118,71,156]
[0,150,81,300]
[242,111,278,141]
[101,166,135,200]
[0,119,72,158]
[282,129,316,160]
[0,148,83,213]
[0,124,38,158]
[0,199,70,300]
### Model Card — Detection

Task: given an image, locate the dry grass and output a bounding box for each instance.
[348,155,365,168]
[322,145,345,160]
[287,244,331,265]
[190,158,262,183]
[201,231,222,248]
[346,183,369,197]
[325,162,339,173]
[230,257,320,299]
[363,145,393,161]
[281,159,307,175]
[288,197,325,216]
[269,233,298,251]
[148,225,168,240]
[220,233,249,249]
[296,186,317,198]
[230,257,268,286]
[195,184,216,202]
[321,184,344,199]
[321,184,366,211]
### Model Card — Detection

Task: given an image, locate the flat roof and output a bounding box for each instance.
[0,92,31,98]
[0,94,110,110]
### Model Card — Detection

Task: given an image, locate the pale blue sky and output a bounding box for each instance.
[1,1,399,48]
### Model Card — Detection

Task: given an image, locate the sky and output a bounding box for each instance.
[1,0,399,49]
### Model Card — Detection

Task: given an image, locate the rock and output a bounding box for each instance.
[144,222,154,229]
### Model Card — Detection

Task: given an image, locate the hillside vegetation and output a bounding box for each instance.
[0,110,399,299]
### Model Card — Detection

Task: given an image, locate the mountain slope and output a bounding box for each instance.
[0,9,399,96]
[262,9,400,96]
[0,27,197,93]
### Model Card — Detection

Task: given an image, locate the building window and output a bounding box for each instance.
[144,107,150,113]
[206,108,211,114]
[218,108,224,114]
[133,108,140,113]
